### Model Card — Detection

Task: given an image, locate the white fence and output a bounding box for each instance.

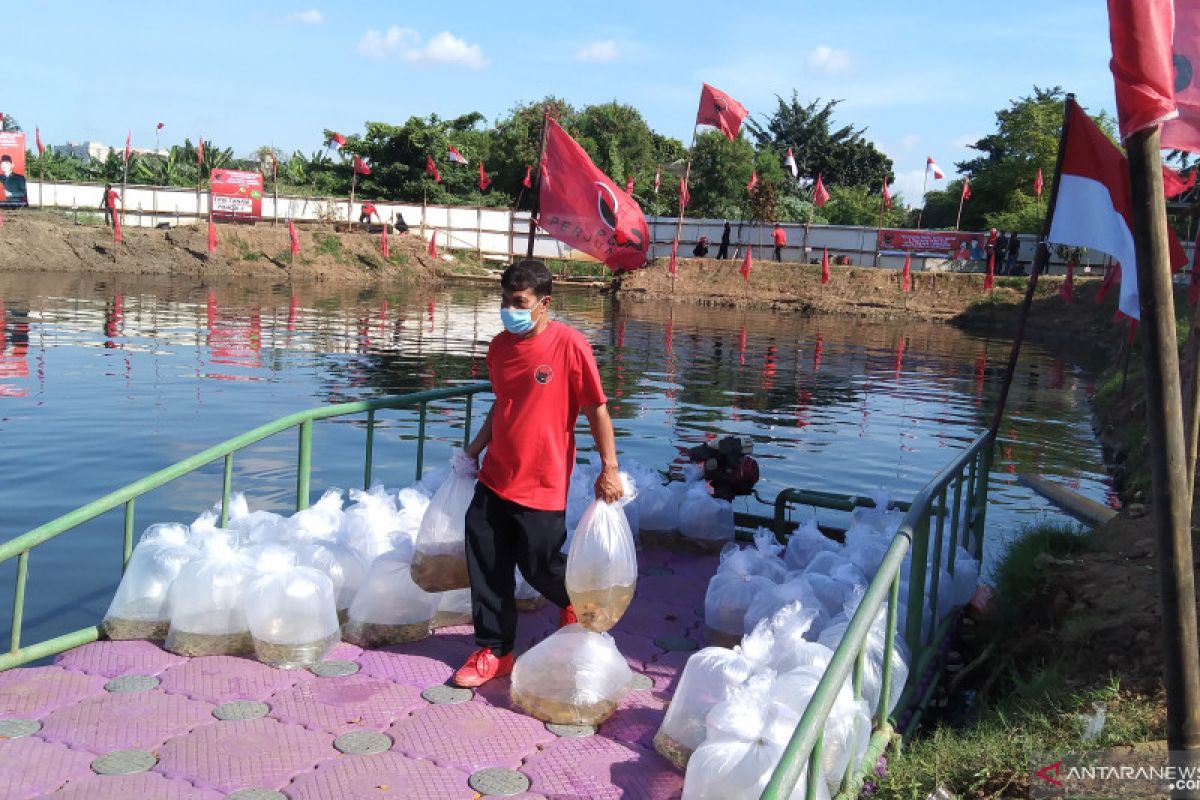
[21,180,1133,274]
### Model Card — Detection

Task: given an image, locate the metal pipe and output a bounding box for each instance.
[296,420,312,512]
[905,512,931,656]
[10,551,28,653]
[219,454,233,527]
[415,402,428,480]
[462,393,474,449]
[804,734,824,800]
[364,409,375,490]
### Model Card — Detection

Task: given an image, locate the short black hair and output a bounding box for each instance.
[0,155,11,164]
[501,259,553,298]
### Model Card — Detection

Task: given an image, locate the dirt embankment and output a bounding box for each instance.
[0,211,447,283]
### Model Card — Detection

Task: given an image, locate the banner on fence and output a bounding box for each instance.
[0,132,28,208]
[878,228,986,260]
[210,169,263,219]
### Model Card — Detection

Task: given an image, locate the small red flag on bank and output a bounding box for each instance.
[696,83,749,141]
[197,137,204,166]
[679,176,690,210]
[747,170,758,193]
[740,245,752,282]
[113,213,122,243]
[426,155,441,183]
[288,219,300,256]
[35,127,43,156]
[669,238,678,276]
[1034,168,1043,197]
[1060,255,1075,303]
[1106,0,1177,141]
[813,173,830,208]
[821,248,830,284]
[207,217,218,254]
[478,161,491,191]
[428,230,438,260]
[984,250,996,290]
[882,177,892,209]
[1097,262,1120,303]
[124,131,131,162]
[625,175,634,194]
[961,178,972,201]
[901,251,912,293]
[353,155,371,175]
[1162,165,1196,198]
[380,225,389,258]
[522,164,532,189]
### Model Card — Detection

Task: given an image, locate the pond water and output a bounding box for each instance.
[0,271,1114,648]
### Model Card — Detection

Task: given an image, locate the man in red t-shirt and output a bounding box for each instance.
[772,223,787,262]
[359,202,378,226]
[453,259,623,687]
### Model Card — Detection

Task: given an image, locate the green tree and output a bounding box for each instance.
[688,130,756,219]
[1,115,21,133]
[573,101,656,192]
[821,184,908,227]
[488,97,576,205]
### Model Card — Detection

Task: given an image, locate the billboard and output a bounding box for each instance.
[210,169,263,219]
[0,132,28,208]
[877,228,986,260]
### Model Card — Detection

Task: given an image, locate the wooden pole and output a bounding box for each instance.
[804,184,815,262]
[272,144,279,227]
[1125,124,1200,760]
[120,153,129,228]
[348,171,357,224]
[1180,296,1200,498]
[669,124,700,275]
[38,159,44,210]
[873,178,887,268]
[916,166,929,229]
[526,109,552,259]
[955,185,966,231]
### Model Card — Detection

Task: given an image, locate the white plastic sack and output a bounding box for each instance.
[679,482,735,554]
[761,602,827,675]
[103,540,196,640]
[851,490,902,535]
[783,517,839,573]
[565,501,638,633]
[289,489,344,543]
[704,534,787,647]
[743,576,820,635]
[411,451,477,592]
[296,541,368,620]
[636,479,680,535]
[510,624,632,725]
[817,614,909,717]
[396,486,431,538]
[339,485,403,561]
[432,588,473,629]
[137,523,193,549]
[164,539,256,656]
[243,566,340,668]
[344,552,439,646]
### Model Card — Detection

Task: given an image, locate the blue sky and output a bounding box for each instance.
[9,0,1114,203]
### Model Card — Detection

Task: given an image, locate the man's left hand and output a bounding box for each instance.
[594,464,624,503]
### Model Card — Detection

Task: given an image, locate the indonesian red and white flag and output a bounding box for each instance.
[927,157,944,179]
[668,237,678,276]
[654,165,661,194]
[747,170,758,193]
[478,161,491,191]
[522,164,532,189]
[1164,3,1200,150]
[679,176,690,211]
[812,173,830,208]
[288,219,301,256]
[35,127,43,156]
[961,178,972,201]
[448,145,468,165]
[113,213,123,244]
[901,251,912,293]
[124,130,131,162]
[1048,97,1188,320]
[428,229,438,259]
[537,117,650,271]
[380,225,390,258]
[1107,0,1177,142]
[882,177,892,209]
[784,147,798,177]
[207,217,218,254]
[156,122,164,131]
[820,247,830,284]
[426,155,441,183]
[352,155,371,175]
[696,83,749,141]
[197,137,205,166]
[330,132,347,147]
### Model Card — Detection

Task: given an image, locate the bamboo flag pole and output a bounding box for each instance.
[348,170,357,224]
[873,175,888,267]
[526,108,552,259]
[803,183,815,261]
[916,163,930,229]
[670,123,700,278]
[955,183,967,231]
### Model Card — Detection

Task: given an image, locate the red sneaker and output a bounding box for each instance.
[559,605,578,627]
[453,647,513,688]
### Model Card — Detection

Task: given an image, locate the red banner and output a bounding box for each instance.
[0,132,28,207]
[210,169,264,219]
[877,228,986,260]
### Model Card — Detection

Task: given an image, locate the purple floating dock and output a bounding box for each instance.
[0,549,718,799]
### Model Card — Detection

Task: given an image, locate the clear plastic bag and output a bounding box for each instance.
[243,566,340,668]
[653,627,776,769]
[851,490,902,535]
[635,479,681,545]
[410,451,477,592]
[296,541,368,623]
[510,623,632,725]
[682,676,827,800]
[431,588,473,629]
[817,613,909,717]
[344,552,439,647]
[783,517,839,573]
[704,539,783,647]
[742,576,821,635]
[565,501,638,633]
[679,482,735,554]
[164,539,257,656]
[339,485,404,562]
[289,489,344,544]
[137,522,193,549]
[515,567,547,612]
[103,540,196,640]
[761,602,828,675]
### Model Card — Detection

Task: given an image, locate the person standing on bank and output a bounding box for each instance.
[994,230,1010,274]
[772,223,787,262]
[1005,231,1021,274]
[717,221,732,260]
[453,259,624,688]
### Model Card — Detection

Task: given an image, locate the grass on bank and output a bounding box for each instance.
[875,522,1163,799]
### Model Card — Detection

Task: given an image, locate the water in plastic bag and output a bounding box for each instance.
[742,576,821,635]
[289,489,344,543]
[296,541,368,622]
[344,551,439,647]
[164,539,257,656]
[704,539,784,647]
[783,517,839,573]
[510,624,631,725]
[817,614,909,717]
[104,539,197,640]
[678,482,735,554]
[565,500,638,632]
[432,587,473,629]
[411,451,477,592]
[244,566,340,668]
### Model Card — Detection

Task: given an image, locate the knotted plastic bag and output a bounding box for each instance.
[243,565,340,668]
[679,481,735,554]
[817,612,909,717]
[104,538,196,640]
[783,517,839,573]
[704,533,787,647]
[345,551,439,647]
[510,624,632,725]
[296,541,368,623]
[289,489,345,544]
[565,500,638,632]
[339,485,404,562]
[411,450,477,592]
[164,539,256,656]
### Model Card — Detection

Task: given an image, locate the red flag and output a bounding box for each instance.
[812,173,830,208]
[288,219,300,256]
[669,238,678,276]
[197,137,204,166]
[882,177,892,209]
[984,250,995,290]
[961,178,972,201]
[747,170,758,193]
[1162,164,1196,198]
[428,230,439,259]
[380,225,390,258]
[426,155,441,182]
[679,176,690,211]
[330,132,346,147]
[740,246,752,282]
[353,155,371,175]
[124,130,131,162]
[901,251,912,293]
[1106,0,1177,142]
[522,164,532,189]
[654,166,661,193]
[1060,255,1075,303]
[1034,168,1044,197]
[1164,6,1200,149]
[207,217,218,254]
[820,248,830,284]
[696,83,749,141]
[113,213,122,244]
[478,161,491,191]
[624,175,634,194]
[35,127,43,156]
[926,156,945,179]
[537,118,650,271]
[156,122,164,130]
[1097,262,1121,303]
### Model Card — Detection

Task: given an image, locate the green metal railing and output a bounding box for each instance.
[0,383,491,671]
[761,431,993,800]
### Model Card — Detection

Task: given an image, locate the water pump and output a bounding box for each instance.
[683,436,760,501]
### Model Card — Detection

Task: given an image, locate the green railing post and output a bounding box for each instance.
[462,393,474,449]
[415,402,428,481]
[805,734,824,800]
[905,511,930,658]
[947,473,964,576]
[879,573,900,725]
[964,454,978,556]
[10,551,27,653]
[971,443,992,562]
[927,488,948,639]
[219,454,233,527]
[123,499,135,568]
[296,419,313,511]
[364,409,376,490]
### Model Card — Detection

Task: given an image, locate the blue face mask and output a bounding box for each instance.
[500,306,537,335]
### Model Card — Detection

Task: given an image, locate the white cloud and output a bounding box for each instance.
[893,168,933,207]
[357,26,488,67]
[577,40,620,63]
[288,9,323,24]
[900,134,920,150]
[806,45,853,75]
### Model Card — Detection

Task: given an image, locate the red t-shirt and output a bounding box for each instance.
[772,227,787,246]
[106,190,118,209]
[479,320,607,511]
[362,203,376,215]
